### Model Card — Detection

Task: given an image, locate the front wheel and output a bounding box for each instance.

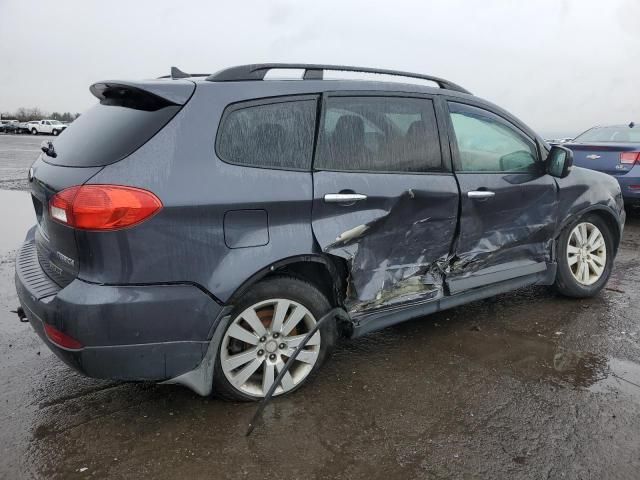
[213,276,337,401]
[52,129,59,136]
[554,214,614,298]
[31,129,37,135]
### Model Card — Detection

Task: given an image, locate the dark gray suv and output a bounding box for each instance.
[15,64,625,401]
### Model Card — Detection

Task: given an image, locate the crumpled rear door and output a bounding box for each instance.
[312,172,459,312]
[311,93,459,313]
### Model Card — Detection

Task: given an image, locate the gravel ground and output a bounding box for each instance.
[0,134,39,190]
[1,133,639,479]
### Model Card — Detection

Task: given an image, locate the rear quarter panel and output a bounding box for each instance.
[80,83,317,303]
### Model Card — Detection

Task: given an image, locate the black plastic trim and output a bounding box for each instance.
[351,266,556,338]
[207,63,471,94]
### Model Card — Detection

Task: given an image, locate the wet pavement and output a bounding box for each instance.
[1,135,640,479]
[0,134,40,190]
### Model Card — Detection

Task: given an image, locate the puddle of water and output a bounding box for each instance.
[427,325,638,396]
[590,358,640,400]
[0,190,35,253]
[552,350,609,387]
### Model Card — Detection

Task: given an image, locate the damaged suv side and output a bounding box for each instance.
[15,64,625,401]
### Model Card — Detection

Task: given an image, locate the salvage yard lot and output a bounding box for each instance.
[1,135,639,479]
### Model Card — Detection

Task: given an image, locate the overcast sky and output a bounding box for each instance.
[1,0,638,137]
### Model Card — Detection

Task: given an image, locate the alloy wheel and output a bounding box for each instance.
[220,298,321,397]
[567,222,607,286]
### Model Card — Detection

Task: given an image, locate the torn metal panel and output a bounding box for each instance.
[311,171,459,312]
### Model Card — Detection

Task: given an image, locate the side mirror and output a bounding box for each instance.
[547,145,573,178]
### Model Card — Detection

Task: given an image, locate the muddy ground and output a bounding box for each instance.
[1,134,639,479]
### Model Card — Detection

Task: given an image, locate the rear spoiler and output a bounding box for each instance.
[89,80,195,108]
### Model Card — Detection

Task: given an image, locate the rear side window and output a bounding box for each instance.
[46,103,180,167]
[216,98,317,170]
[315,96,442,173]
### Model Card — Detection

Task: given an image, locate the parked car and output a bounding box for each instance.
[24,121,40,134]
[28,119,67,136]
[547,137,574,146]
[15,64,625,401]
[564,123,640,206]
[17,122,31,134]
[0,120,20,134]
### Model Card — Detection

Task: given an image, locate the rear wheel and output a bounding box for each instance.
[554,214,614,297]
[213,276,336,401]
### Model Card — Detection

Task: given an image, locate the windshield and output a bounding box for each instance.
[574,126,640,143]
[50,120,62,125]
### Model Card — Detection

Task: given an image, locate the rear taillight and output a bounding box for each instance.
[44,323,83,350]
[620,152,640,165]
[49,185,162,231]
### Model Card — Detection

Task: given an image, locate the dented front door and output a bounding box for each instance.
[311,93,459,313]
[444,101,558,293]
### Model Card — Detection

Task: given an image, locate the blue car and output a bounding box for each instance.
[565,123,640,206]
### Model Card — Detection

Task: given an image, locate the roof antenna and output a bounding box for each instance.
[629,122,635,128]
[171,67,190,80]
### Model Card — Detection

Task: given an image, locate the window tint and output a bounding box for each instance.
[449,103,538,173]
[217,99,316,170]
[44,103,180,167]
[316,96,442,172]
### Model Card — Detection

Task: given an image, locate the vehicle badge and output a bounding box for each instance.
[586,154,601,160]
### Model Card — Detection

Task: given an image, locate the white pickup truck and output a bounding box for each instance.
[29,119,67,136]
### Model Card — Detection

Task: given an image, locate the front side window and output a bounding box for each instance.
[316,96,442,172]
[216,98,316,170]
[449,102,538,172]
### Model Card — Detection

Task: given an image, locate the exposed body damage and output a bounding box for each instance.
[445,172,559,292]
[311,173,459,314]
[316,173,559,313]
[14,65,627,399]
[316,166,623,320]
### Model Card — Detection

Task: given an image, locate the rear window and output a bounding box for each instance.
[574,126,640,143]
[45,103,180,167]
[216,97,317,170]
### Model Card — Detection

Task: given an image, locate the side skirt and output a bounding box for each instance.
[350,263,557,339]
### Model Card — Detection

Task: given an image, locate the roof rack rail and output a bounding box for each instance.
[206,63,471,94]
[157,67,212,80]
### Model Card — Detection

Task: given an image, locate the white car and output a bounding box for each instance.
[29,119,67,136]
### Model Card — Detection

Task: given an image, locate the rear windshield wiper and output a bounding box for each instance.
[41,141,57,158]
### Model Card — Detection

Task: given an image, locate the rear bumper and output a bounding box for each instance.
[15,234,225,381]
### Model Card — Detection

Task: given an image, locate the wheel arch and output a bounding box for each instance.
[556,205,622,255]
[227,254,349,308]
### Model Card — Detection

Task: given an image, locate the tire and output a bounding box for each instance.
[554,214,614,298]
[52,129,59,136]
[31,129,37,135]
[213,276,337,401]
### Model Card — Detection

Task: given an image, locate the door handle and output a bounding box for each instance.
[324,193,368,203]
[467,190,495,199]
